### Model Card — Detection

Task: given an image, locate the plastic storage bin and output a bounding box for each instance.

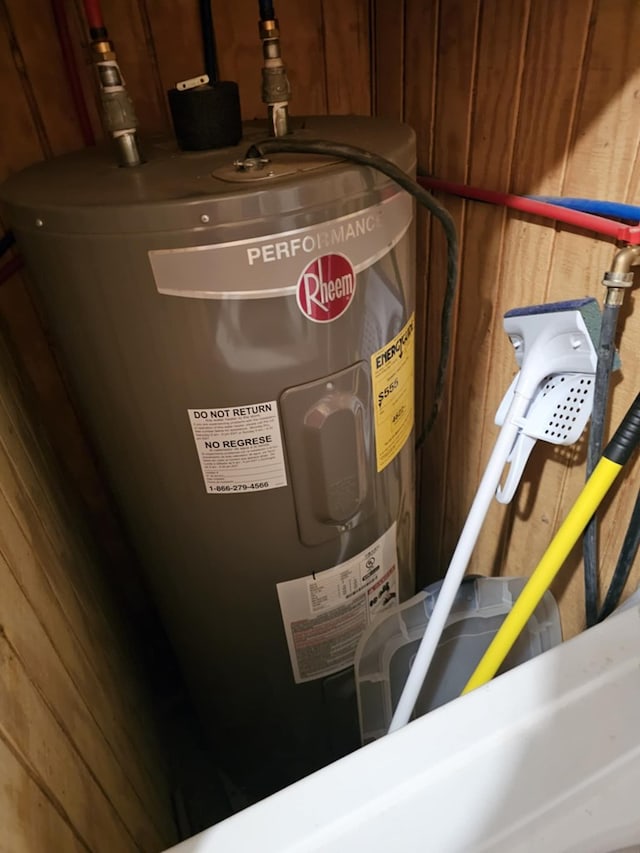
[355,576,561,742]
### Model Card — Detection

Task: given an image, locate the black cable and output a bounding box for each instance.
[198,0,219,84]
[259,0,275,20]
[0,231,15,259]
[603,390,640,466]
[598,484,640,621]
[591,390,640,617]
[583,300,620,626]
[245,137,459,443]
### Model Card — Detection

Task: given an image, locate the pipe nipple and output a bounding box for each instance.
[258,15,290,136]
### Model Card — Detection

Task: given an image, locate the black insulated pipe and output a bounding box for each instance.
[598,487,640,621]
[259,0,275,20]
[199,0,219,84]
[603,391,640,466]
[594,389,640,621]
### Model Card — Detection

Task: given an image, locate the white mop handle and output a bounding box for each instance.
[388,392,530,733]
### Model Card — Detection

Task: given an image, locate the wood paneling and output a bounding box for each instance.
[322,0,371,115]
[410,0,481,580]
[0,332,176,850]
[373,0,404,120]
[392,0,640,633]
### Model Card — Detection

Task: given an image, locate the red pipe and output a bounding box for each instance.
[82,0,105,31]
[0,256,24,287]
[418,177,640,246]
[51,0,96,147]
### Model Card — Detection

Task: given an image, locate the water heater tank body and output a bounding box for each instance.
[2,116,417,793]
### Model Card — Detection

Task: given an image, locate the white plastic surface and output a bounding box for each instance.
[165,605,640,853]
[495,371,595,503]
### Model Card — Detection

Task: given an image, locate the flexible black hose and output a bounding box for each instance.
[246,137,459,441]
[0,231,15,259]
[259,0,275,20]
[603,390,640,465]
[598,485,640,620]
[583,300,621,626]
[199,0,219,84]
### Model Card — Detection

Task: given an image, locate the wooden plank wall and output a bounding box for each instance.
[0,331,177,850]
[379,0,640,636]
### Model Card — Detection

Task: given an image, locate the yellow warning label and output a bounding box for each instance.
[371,313,415,472]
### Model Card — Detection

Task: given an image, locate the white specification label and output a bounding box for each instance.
[188,401,287,494]
[277,524,398,683]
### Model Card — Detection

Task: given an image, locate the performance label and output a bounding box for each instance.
[188,402,287,494]
[148,192,412,299]
[277,524,398,683]
[371,313,415,471]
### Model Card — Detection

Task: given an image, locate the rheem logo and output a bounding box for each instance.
[296,253,356,323]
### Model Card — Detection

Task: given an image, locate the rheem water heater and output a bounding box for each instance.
[2,115,416,793]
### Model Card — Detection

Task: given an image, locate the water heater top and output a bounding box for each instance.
[1,116,416,236]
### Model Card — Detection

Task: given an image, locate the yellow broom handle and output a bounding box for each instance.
[463,456,622,694]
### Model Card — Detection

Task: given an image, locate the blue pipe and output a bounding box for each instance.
[529,197,640,223]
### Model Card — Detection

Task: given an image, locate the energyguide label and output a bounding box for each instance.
[371,313,416,471]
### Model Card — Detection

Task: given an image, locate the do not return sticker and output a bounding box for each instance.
[188,401,287,494]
